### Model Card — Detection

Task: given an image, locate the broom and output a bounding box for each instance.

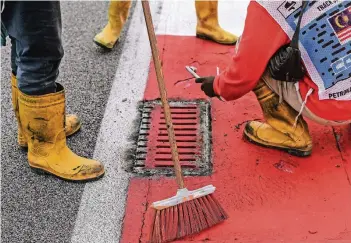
[141,1,228,242]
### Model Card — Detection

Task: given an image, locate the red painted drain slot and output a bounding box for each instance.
[144,105,200,169]
[133,100,212,176]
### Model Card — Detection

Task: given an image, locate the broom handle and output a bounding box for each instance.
[142,0,185,189]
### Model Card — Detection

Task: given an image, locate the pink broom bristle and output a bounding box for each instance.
[150,194,227,243]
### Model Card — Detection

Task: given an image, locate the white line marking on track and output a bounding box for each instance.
[156,0,249,36]
[71,2,162,242]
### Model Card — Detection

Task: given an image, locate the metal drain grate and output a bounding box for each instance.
[133,100,212,176]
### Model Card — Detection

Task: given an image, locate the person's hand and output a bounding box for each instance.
[195,76,217,98]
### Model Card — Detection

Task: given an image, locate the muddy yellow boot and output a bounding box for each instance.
[94,0,131,49]
[195,0,238,45]
[243,80,312,157]
[11,74,81,148]
[18,83,105,181]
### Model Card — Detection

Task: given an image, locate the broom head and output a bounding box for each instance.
[150,185,228,243]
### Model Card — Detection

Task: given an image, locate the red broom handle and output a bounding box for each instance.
[142,0,185,189]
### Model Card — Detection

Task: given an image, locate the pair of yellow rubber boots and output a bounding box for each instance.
[10,79,310,183]
[11,74,105,181]
[93,0,237,49]
[244,81,313,157]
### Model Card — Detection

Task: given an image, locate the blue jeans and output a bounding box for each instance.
[1,1,63,95]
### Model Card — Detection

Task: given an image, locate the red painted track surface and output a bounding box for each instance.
[121,36,351,242]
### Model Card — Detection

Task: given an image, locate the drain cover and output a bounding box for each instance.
[133,100,212,176]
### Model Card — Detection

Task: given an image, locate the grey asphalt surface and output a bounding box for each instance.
[1,2,136,242]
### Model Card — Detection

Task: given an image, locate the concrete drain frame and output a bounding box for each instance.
[131,99,212,176]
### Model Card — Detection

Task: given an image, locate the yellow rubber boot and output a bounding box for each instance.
[18,83,105,181]
[195,0,238,45]
[11,74,81,148]
[243,81,313,157]
[94,0,131,49]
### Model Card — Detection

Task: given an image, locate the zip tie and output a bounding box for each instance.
[293,87,313,127]
[1,0,5,13]
[294,82,300,92]
[278,82,283,104]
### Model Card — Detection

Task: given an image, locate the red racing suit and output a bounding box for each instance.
[213,1,351,121]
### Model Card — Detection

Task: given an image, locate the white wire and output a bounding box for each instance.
[293,87,313,127]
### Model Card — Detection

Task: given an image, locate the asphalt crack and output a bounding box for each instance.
[174,76,195,85]
[139,178,151,243]
[332,127,351,186]
[332,127,342,154]
[189,60,209,66]
[213,51,231,55]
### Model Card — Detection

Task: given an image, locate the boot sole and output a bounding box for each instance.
[30,165,105,183]
[243,129,312,157]
[93,39,117,50]
[196,34,237,45]
[65,122,82,137]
